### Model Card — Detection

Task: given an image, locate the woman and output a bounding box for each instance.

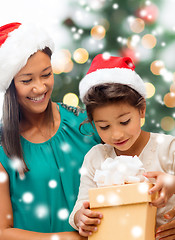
[0,22,100,240]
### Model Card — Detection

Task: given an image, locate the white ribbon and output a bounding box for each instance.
[94,155,148,187]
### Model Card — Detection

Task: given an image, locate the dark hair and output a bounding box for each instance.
[1,47,53,173]
[81,83,146,127]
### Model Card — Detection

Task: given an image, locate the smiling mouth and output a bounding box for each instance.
[28,93,46,102]
[114,139,129,145]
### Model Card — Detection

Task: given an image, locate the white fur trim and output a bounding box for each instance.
[0,23,54,92]
[79,68,146,101]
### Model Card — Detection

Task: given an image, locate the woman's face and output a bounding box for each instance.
[14,50,54,115]
[93,102,146,155]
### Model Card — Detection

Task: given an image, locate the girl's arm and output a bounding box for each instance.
[69,145,103,236]
[143,171,175,208]
[0,163,86,240]
[74,201,102,237]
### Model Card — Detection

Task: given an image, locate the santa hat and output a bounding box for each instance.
[79,54,146,101]
[0,22,54,92]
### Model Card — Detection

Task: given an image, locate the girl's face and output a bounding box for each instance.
[14,50,54,115]
[92,102,146,155]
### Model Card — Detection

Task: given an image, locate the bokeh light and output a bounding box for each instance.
[164,92,175,108]
[141,34,157,49]
[129,18,145,33]
[145,82,155,98]
[52,49,73,74]
[63,93,79,107]
[161,116,175,131]
[73,48,89,64]
[136,3,159,24]
[120,48,140,64]
[150,60,165,75]
[98,18,110,31]
[173,73,175,82]
[91,25,106,40]
[127,35,140,49]
[170,83,175,93]
[141,118,145,127]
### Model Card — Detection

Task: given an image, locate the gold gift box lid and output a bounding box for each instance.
[89,182,157,208]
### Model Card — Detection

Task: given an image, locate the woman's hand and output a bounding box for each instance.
[156,208,175,239]
[143,171,175,208]
[74,201,103,237]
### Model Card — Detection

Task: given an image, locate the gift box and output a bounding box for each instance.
[88,182,157,240]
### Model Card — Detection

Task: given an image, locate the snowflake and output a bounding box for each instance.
[113,3,119,9]
[57,208,69,220]
[73,33,80,40]
[22,192,34,204]
[10,157,24,172]
[51,235,60,240]
[35,205,49,219]
[79,166,87,175]
[156,135,165,144]
[0,171,8,183]
[102,52,111,60]
[137,182,149,194]
[107,192,120,206]
[60,142,71,153]
[96,194,105,204]
[83,136,91,143]
[59,167,65,173]
[131,226,143,238]
[48,180,57,189]
[71,27,76,32]
[163,175,175,186]
[78,29,84,34]
[6,214,12,219]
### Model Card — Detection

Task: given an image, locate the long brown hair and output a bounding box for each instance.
[1,47,53,172]
[81,83,146,128]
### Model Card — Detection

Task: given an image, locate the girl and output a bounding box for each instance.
[69,54,175,239]
[0,22,100,240]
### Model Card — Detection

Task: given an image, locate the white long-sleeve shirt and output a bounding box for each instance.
[69,132,175,229]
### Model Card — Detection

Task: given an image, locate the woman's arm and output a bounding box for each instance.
[155,208,175,239]
[1,229,87,240]
[0,163,86,240]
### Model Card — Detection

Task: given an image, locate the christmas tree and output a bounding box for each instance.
[52,0,175,135]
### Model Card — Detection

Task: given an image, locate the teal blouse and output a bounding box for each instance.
[0,103,101,233]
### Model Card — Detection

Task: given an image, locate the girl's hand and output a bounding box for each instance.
[143,171,175,208]
[74,201,103,237]
[156,208,175,239]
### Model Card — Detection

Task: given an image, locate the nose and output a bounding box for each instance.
[111,128,124,141]
[32,79,46,94]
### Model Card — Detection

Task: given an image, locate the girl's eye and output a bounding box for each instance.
[120,119,130,125]
[42,72,52,78]
[99,125,110,130]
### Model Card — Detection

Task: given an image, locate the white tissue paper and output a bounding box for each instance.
[94,155,148,187]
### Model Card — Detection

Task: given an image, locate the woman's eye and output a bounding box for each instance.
[42,72,52,78]
[120,119,130,125]
[22,79,32,84]
[99,125,110,130]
